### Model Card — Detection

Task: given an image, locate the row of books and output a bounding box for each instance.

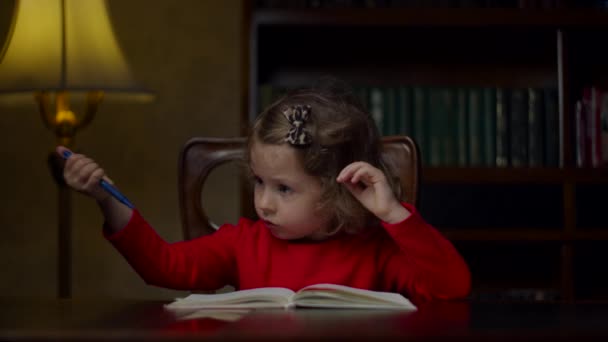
[575,86,608,168]
[256,0,608,9]
[258,84,560,167]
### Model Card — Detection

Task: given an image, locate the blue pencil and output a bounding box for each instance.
[62,150,135,209]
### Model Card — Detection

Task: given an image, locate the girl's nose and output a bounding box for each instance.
[257,189,275,215]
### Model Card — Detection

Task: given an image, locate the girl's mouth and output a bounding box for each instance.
[263,220,279,229]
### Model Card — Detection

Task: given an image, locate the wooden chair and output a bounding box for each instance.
[178,136,420,240]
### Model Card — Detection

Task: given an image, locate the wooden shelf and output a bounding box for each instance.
[254,8,608,28]
[422,167,608,184]
[248,4,608,302]
[443,229,608,242]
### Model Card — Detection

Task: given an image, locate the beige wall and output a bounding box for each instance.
[0,0,243,298]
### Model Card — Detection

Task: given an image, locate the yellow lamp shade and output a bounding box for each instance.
[0,0,152,100]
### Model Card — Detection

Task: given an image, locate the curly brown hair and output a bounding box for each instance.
[247,80,400,236]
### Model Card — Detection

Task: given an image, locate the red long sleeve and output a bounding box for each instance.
[106,203,470,301]
[380,204,471,301]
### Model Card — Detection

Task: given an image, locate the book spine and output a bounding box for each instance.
[384,87,397,136]
[510,88,529,167]
[601,89,608,166]
[495,88,510,167]
[468,88,483,167]
[576,100,584,167]
[397,86,413,136]
[370,87,385,135]
[527,88,544,167]
[544,88,559,167]
[456,87,469,167]
[354,85,370,112]
[443,88,458,166]
[428,87,443,167]
[413,86,429,166]
[591,87,602,167]
[482,87,497,167]
[582,87,593,168]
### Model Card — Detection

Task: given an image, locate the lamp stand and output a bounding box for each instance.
[48,153,72,298]
[38,91,103,298]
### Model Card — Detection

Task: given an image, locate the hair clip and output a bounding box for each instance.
[283,105,312,146]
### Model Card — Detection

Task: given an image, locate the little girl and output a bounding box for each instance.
[58,82,470,303]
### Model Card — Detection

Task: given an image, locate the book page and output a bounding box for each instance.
[293,284,416,310]
[165,287,295,310]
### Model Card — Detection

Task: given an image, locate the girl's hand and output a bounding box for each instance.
[56,146,113,202]
[337,161,410,224]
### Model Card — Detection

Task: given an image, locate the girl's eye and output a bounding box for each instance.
[278,184,292,194]
[253,176,263,185]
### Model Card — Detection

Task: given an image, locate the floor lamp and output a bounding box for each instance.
[0,0,153,298]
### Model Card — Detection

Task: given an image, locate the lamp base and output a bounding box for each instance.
[48,152,71,298]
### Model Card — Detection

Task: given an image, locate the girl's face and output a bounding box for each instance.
[250,141,331,240]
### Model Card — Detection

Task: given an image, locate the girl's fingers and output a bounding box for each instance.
[337,164,355,182]
[350,167,371,185]
[352,164,384,185]
[58,149,112,201]
[337,162,366,182]
[84,168,105,189]
[339,169,357,183]
[70,155,93,171]
[64,154,87,177]
[71,159,97,183]
[63,154,105,191]
[78,161,102,185]
[338,161,386,189]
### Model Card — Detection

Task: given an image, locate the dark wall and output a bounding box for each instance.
[0,0,243,298]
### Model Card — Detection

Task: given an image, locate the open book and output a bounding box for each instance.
[165,283,416,311]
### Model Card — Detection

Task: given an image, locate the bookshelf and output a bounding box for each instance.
[245,4,608,301]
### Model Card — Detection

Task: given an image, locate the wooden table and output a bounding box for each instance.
[2,299,608,341]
